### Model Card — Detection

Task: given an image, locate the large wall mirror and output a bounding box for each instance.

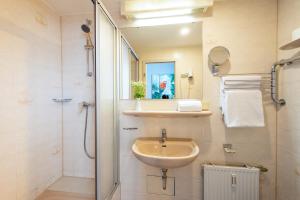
[120,22,203,100]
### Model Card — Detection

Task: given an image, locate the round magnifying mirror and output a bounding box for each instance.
[208,46,230,75]
[209,46,230,66]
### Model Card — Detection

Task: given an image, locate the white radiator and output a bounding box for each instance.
[203,164,260,200]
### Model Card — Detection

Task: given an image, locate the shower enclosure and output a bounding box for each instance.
[0,0,118,199]
[95,2,120,200]
[40,0,119,199]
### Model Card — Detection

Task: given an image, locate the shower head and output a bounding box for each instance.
[81,23,94,49]
[81,24,91,33]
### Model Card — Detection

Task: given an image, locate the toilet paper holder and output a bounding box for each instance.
[223,144,236,153]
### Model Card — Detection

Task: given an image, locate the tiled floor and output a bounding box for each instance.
[37,176,95,200]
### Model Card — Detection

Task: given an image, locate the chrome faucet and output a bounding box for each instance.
[160,128,167,143]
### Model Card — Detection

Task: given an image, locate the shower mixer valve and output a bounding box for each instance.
[81,101,95,107]
[82,101,92,107]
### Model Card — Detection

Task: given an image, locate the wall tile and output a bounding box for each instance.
[61,14,95,178]
[0,0,63,199]
[277,0,300,199]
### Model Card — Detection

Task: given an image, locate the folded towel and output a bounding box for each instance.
[177,100,202,112]
[220,75,265,127]
[222,89,265,127]
[220,75,261,110]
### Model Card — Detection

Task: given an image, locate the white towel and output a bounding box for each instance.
[220,76,265,128]
[220,75,261,110]
[222,90,265,127]
[177,100,202,112]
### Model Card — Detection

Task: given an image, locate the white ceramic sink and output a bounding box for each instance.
[132,137,199,169]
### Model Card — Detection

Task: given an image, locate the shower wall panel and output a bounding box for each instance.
[61,14,95,178]
[96,6,118,199]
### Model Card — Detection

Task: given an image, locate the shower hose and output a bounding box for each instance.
[84,105,95,159]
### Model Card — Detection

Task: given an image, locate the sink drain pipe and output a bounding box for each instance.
[161,169,168,190]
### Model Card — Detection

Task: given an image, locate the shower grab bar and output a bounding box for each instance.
[271,53,300,106]
[123,127,138,130]
[52,98,72,103]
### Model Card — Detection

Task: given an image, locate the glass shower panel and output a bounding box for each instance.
[96,4,118,200]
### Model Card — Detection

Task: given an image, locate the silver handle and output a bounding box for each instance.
[52,98,72,103]
[223,144,236,153]
[270,54,300,106]
[231,174,237,187]
[123,128,138,130]
[271,64,286,106]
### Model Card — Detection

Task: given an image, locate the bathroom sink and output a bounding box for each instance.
[132,137,199,169]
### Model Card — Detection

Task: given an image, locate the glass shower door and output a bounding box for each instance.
[95,3,118,200]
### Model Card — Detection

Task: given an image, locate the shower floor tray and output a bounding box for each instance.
[37,176,95,200]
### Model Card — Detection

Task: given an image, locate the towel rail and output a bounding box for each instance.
[216,72,271,77]
[222,87,262,90]
[214,52,300,106]
[271,54,300,106]
[222,78,271,90]
[225,79,271,81]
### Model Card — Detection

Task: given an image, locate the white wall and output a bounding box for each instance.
[119,0,277,199]
[0,0,62,199]
[138,46,203,99]
[61,14,95,178]
[277,0,300,199]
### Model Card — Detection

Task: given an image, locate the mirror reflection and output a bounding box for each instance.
[120,22,203,100]
[120,38,139,99]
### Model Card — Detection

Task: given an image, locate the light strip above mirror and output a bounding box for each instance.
[132,9,194,19]
[121,0,214,19]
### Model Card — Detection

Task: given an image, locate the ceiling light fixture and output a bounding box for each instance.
[133,9,193,19]
[133,16,197,27]
[122,0,214,19]
[180,28,191,36]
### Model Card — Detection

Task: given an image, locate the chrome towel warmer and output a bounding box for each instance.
[217,73,272,92]
[211,50,300,106]
[271,53,300,106]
